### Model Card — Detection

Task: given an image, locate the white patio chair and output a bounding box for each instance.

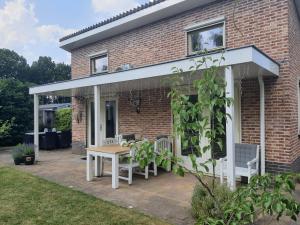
[102,137,119,145]
[219,143,260,184]
[118,145,149,185]
[152,137,172,176]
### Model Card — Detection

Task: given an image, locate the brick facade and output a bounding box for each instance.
[70,0,300,172]
[118,89,172,140]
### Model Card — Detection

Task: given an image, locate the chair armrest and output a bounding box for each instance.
[247,158,258,167]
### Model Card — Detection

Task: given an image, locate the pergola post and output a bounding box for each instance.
[94,85,102,176]
[34,94,39,161]
[225,66,236,190]
[258,76,265,175]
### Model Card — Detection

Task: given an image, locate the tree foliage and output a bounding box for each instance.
[0,79,33,146]
[0,49,71,146]
[28,56,71,84]
[54,108,72,132]
[0,49,29,81]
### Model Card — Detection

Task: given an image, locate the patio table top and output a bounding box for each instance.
[86,145,130,154]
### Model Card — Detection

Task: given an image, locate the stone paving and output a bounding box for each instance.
[1,148,300,225]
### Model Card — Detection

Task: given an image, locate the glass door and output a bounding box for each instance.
[88,98,118,146]
[104,100,116,138]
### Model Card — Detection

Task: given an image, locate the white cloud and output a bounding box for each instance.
[91,0,140,15]
[0,0,75,64]
[37,25,75,43]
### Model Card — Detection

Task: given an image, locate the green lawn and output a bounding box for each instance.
[0,167,170,225]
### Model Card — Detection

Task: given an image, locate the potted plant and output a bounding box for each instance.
[22,144,35,165]
[12,145,24,165]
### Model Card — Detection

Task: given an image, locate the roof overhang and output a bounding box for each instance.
[59,0,217,52]
[29,46,279,97]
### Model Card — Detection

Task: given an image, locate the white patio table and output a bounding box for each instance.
[86,145,130,189]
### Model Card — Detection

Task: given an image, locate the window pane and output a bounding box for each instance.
[92,55,108,73]
[189,23,224,53]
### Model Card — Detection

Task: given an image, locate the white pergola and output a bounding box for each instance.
[29,46,279,190]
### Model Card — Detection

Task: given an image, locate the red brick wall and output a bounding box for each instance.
[118,89,171,140]
[288,0,300,166]
[70,0,300,169]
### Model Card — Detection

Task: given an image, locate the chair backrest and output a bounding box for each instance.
[44,128,49,132]
[52,128,56,132]
[102,138,118,146]
[155,138,171,154]
[115,134,123,144]
[122,134,135,142]
[235,143,259,168]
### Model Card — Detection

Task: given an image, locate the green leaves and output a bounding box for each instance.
[54,108,72,131]
[132,140,155,169]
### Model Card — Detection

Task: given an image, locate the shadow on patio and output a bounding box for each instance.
[0,148,196,225]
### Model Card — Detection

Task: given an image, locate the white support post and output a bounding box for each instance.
[111,154,119,189]
[86,152,93,181]
[34,94,39,161]
[94,86,103,176]
[225,66,236,190]
[94,85,102,146]
[258,76,265,175]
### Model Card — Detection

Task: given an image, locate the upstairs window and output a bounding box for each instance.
[91,54,108,74]
[187,22,225,55]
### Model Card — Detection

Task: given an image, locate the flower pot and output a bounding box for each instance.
[14,158,23,165]
[23,154,35,165]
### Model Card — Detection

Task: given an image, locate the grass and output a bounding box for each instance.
[0,167,170,225]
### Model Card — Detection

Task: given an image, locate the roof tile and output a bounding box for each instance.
[59,0,166,42]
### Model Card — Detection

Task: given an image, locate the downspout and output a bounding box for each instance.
[258,76,265,175]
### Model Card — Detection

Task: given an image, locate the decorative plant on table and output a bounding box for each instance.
[153,55,299,224]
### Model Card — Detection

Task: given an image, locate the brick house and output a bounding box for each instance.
[29,0,300,179]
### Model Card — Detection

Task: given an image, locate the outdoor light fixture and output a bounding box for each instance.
[128,92,141,113]
[74,95,85,123]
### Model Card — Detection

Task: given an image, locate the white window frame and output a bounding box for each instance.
[185,17,226,56]
[90,51,108,75]
[87,96,119,147]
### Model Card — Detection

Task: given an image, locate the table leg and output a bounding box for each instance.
[112,154,119,189]
[95,156,100,177]
[86,152,93,181]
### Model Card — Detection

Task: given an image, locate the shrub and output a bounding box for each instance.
[12,145,24,160]
[191,183,232,223]
[54,108,71,131]
[12,144,34,157]
[22,144,34,155]
[0,79,33,146]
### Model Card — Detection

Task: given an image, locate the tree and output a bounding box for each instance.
[0,49,30,81]
[54,63,71,81]
[0,79,33,146]
[28,56,71,85]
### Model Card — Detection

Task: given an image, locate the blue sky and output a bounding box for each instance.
[0,0,151,64]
